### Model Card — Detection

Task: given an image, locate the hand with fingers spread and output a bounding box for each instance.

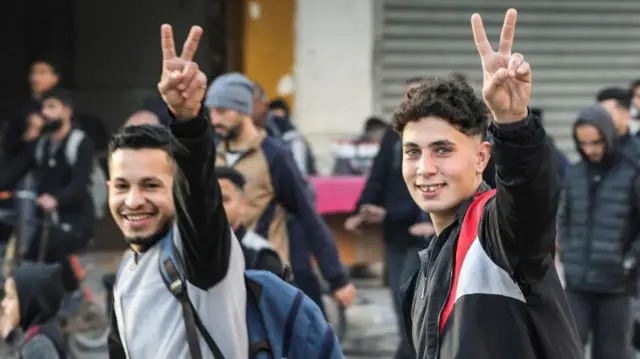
[158,24,208,121]
[472,8,531,124]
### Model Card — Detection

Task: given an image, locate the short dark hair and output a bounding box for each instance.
[41,88,73,109]
[216,166,246,191]
[364,116,387,132]
[596,86,632,109]
[392,77,489,136]
[630,79,640,91]
[32,57,61,76]
[268,98,290,114]
[108,124,171,156]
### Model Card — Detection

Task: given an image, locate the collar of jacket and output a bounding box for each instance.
[216,129,267,157]
[417,181,492,261]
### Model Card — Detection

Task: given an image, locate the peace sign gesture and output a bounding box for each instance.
[472,9,530,123]
[157,24,208,121]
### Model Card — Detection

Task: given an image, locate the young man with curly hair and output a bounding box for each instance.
[398,9,582,359]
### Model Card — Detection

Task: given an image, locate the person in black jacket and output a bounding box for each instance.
[398,9,582,358]
[0,88,95,297]
[558,105,640,359]
[345,77,428,359]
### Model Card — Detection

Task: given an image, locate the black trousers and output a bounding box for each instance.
[567,290,633,359]
[24,226,90,293]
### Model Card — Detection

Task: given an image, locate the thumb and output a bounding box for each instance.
[484,68,508,98]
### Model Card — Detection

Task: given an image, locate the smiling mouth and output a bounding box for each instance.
[121,214,154,221]
[417,184,446,193]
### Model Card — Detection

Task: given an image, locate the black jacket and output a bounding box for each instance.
[400,115,582,359]
[0,128,95,233]
[356,129,423,248]
[559,106,640,294]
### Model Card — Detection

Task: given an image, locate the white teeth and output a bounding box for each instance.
[125,214,152,221]
[419,184,444,193]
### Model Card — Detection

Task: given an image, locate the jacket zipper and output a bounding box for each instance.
[433,243,456,359]
[583,174,600,284]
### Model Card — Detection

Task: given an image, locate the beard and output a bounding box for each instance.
[125,215,174,252]
[40,118,63,134]
[215,122,243,141]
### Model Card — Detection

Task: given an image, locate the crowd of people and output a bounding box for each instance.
[0,7,639,359]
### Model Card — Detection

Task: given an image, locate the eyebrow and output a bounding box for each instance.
[403,139,456,149]
[113,176,161,183]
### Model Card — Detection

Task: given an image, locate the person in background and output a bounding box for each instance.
[251,82,272,134]
[28,59,61,104]
[332,116,390,176]
[0,89,96,302]
[597,86,640,158]
[559,105,640,359]
[1,262,66,359]
[124,110,161,127]
[266,98,317,176]
[207,72,356,310]
[345,77,428,359]
[217,166,284,274]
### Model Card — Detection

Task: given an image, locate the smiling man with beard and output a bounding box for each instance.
[106,25,248,359]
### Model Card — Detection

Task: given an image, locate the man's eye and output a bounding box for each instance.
[114,183,128,190]
[435,147,451,155]
[405,149,420,157]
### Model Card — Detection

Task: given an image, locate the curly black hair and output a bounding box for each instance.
[392,76,489,137]
[596,86,632,110]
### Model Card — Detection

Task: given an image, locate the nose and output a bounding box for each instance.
[124,187,145,208]
[416,152,438,176]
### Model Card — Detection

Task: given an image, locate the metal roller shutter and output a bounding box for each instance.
[373,0,640,156]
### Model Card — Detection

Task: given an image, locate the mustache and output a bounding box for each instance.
[214,123,242,140]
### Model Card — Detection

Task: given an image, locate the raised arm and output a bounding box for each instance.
[158,24,232,289]
[472,9,559,276]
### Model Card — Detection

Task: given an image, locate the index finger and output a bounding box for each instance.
[180,25,203,61]
[498,9,518,55]
[161,24,177,63]
[471,13,493,58]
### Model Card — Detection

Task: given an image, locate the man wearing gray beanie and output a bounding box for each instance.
[207,73,357,308]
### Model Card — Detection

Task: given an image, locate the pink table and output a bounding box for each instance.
[308,176,382,265]
[309,176,366,214]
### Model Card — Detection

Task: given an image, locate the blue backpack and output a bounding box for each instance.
[157,234,343,359]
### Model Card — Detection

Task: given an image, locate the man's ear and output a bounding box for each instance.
[477,141,491,175]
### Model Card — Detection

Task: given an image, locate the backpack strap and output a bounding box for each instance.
[244,272,303,357]
[158,234,225,359]
[34,138,46,165]
[64,129,85,165]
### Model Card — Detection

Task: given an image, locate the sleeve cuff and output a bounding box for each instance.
[489,109,544,144]
[327,272,350,292]
[168,109,209,138]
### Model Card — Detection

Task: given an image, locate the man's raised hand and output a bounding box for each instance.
[472,9,531,124]
[158,24,208,121]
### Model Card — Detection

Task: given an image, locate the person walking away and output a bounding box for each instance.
[399,9,582,358]
[1,262,66,359]
[216,166,285,274]
[558,105,640,359]
[597,86,640,160]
